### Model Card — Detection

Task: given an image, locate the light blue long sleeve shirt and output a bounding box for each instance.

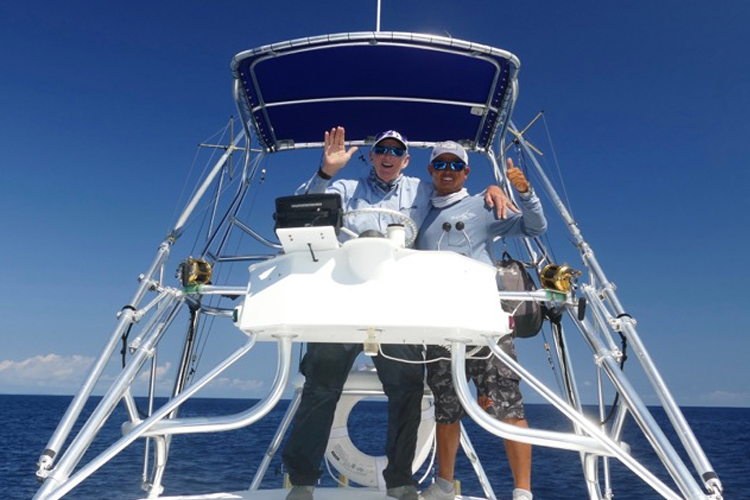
[297,169,434,241]
[414,190,547,267]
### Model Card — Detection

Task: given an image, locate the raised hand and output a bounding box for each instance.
[506,158,530,194]
[321,126,359,177]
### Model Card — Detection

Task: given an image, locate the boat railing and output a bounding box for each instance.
[31,40,725,497]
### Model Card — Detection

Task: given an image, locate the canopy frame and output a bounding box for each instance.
[232,31,520,152]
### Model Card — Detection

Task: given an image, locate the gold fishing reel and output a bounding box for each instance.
[540,263,581,292]
[178,258,213,287]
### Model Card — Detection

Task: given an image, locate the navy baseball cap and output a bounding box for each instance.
[374,130,408,150]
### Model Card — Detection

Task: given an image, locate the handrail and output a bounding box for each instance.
[134,335,292,436]
[34,334,262,500]
[451,340,685,500]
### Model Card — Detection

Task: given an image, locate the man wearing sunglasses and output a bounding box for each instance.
[282,128,514,500]
[415,141,546,500]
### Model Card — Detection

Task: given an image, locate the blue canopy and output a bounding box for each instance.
[232,32,520,153]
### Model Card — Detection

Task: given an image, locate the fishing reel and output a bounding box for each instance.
[177,258,213,287]
[540,263,581,292]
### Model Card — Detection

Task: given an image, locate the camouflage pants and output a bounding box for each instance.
[426,336,525,424]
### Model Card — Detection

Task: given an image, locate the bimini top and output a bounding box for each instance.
[231,32,520,153]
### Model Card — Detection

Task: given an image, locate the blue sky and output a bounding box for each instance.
[1,1,749,407]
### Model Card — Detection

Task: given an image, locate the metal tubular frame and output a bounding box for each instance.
[36,244,171,480]
[452,340,685,500]
[510,119,718,486]
[34,334,260,500]
[485,121,720,498]
[36,130,249,482]
[31,34,722,498]
[570,294,706,499]
[250,389,303,490]
[458,421,497,500]
[34,295,185,500]
[34,130,271,499]
[136,335,293,437]
[144,302,204,493]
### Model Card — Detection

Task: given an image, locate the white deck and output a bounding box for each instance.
[139,489,486,500]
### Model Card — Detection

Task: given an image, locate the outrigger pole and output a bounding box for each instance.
[508,119,722,499]
[35,130,247,486]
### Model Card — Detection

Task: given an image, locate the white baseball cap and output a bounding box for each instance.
[430,141,469,164]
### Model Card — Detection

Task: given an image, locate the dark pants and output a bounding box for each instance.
[282,342,424,488]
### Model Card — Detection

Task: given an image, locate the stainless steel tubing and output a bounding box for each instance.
[36,244,173,479]
[513,121,717,491]
[34,297,183,500]
[467,340,684,500]
[459,421,497,500]
[138,334,293,436]
[250,388,303,490]
[35,334,259,500]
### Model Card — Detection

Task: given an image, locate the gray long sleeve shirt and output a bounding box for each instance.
[414,190,547,267]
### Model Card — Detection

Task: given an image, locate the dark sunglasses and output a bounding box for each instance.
[372,146,407,157]
[432,160,466,171]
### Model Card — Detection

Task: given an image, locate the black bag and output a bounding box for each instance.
[497,252,544,338]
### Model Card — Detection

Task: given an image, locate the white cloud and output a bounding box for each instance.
[0,354,173,394]
[135,361,173,384]
[697,390,750,407]
[0,353,267,398]
[0,354,94,389]
[208,376,265,393]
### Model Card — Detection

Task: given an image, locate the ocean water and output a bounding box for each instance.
[2,395,748,499]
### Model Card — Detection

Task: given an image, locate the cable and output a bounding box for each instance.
[436,222,451,250]
[188,150,268,380]
[455,220,474,256]
[600,318,629,426]
[541,113,575,218]
[417,432,438,485]
[375,342,500,365]
[171,122,232,228]
[324,457,349,488]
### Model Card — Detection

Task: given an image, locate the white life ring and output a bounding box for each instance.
[324,388,435,489]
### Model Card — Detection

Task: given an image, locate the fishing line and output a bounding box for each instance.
[510,141,577,258]
[188,151,269,380]
[540,325,566,396]
[175,163,244,244]
[171,122,231,228]
[541,113,575,218]
[189,201,212,257]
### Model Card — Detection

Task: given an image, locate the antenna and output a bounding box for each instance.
[505,110,545,156]
[199,117,249,179]
[376,0,381,32]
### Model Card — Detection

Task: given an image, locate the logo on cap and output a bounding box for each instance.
[374,130,408,149]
